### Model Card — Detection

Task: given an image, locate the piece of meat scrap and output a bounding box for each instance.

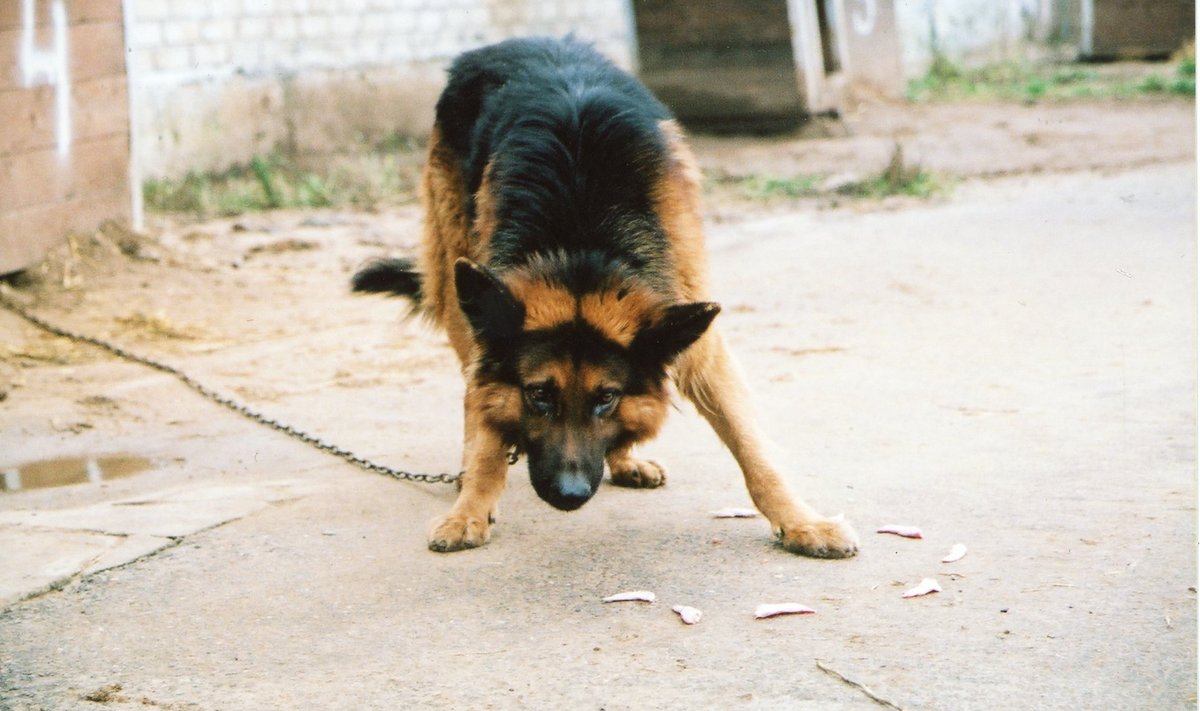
[672,605,703,624]
[902,578,941,598]
[602,590,656,603]
[942,543,967,563]
[754,602,816,618]
[877,524,923,539]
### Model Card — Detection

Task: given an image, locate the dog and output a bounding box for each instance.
[353,37,858,558]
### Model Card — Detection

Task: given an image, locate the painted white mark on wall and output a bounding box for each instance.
[850,0,877,36]
[20,0,71,161]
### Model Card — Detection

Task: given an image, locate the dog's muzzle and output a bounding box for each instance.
[531,467,600,511]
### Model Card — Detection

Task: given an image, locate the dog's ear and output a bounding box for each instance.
[631,302,720,366]
[455,259,525,345]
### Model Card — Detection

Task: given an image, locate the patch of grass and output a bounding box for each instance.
[1050,67,1094,85]
[837,144,948,199]
[249,156,282,209]
[738,174,821,199]
[907,52,1197,103]
[375,131,422,153]
[1023,76,1049,101]
[1178,55,1196,79]
[1138,54,1195,95]
[297,173,333,208]
[848,169,944,199]
[706,145,948,206]
[703,172,823,203]
[144,145,423,217]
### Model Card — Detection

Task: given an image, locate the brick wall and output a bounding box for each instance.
[0,0,132,273]
[125,0,636,179]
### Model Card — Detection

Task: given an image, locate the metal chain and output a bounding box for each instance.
[0,290,504,485]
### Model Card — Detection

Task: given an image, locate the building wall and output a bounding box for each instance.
[1086,0,1194,59]
[835,0,907,96]
[125,0,636,179]
[634,0,805,132]
[0,0,132,273]
[893,0,1061,77]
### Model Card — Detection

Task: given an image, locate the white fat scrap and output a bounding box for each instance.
[602,590,656,603]
[711,507,759,518]
[877,524,923,539]
[942,543,967,563]
[902,578,942,598]
[754,602,816,618]
[672,605,703,625]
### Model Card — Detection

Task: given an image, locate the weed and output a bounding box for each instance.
[707,145,948,205]
[297,174,333,208]
[375,131,421,153]
[1137,74,1167,92]
[144,144,424,217]
[1023,77,1048,102]
[1178,56,1195,79]
[739,175,820,199]
[850,169,943,199]
[1050,67,1096,85]
[143,174,208,214]
[837,144,948,199]
[908,53,1197,103]
[1166,42,1196,95]
[249,156,282,208]
[1169,77,1195,95]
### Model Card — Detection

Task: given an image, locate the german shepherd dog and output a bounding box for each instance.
[353,37,858,558]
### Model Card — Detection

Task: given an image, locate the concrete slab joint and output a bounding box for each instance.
[0,480,326,608]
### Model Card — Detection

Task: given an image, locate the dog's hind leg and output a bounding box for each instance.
[674,330,858,558]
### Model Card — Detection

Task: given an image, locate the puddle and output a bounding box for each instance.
[1,455,153,492]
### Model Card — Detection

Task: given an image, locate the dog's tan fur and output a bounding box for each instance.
[416,118,857,558]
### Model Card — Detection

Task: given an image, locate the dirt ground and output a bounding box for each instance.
[0,95,1196,710]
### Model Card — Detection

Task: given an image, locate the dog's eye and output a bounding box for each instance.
[593,389,621,416]
[523,384,555,414]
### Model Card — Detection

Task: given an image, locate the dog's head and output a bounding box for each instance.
[455,256,718,511]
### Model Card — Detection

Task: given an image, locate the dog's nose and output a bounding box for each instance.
[549,470,593,511]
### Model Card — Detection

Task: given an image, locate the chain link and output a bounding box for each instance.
[0,290,508,485]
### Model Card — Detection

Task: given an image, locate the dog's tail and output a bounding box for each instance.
[351,257,423,305]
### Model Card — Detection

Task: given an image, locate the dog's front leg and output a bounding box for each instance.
[675,331,859,558]
[427,403,509,552]
[607,444,667,489]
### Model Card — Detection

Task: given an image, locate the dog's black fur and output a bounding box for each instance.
[356,37,679,300]
[440,37,670,258]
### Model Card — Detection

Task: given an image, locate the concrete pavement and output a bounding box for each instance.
[1,162,1195,709]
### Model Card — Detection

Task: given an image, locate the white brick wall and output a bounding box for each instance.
[128,0,635,83]
[894,0,1056,77]
[126,0,636,177]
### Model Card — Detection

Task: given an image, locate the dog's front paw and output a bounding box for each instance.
[775,516,859,559]
[428,513,491,552]
[609,459,667,488]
